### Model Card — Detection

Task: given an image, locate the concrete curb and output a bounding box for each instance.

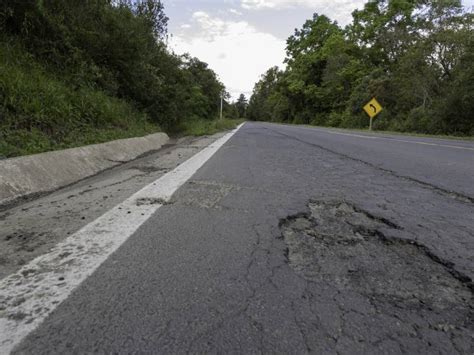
[0,132,169,207]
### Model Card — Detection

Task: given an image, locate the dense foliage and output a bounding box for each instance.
[235,94,249,118]
[0,0,234,157]
[248,0,474,135]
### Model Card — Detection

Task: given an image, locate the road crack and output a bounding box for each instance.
[266,127,474,204]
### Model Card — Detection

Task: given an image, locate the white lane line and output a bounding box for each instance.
[0,123,245,354]
[308,128,474,151]
[383,138,474,151]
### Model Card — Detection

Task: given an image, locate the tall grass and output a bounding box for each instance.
[0,39,160,158]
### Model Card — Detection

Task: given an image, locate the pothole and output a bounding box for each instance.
[135,197,171,206]
[280,201,473,341]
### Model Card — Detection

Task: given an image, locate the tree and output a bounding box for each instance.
[284,14,346,123]
[134,0,168,39]
[181,56,225,120]
[247,67,286,122]
[235,94,248,118]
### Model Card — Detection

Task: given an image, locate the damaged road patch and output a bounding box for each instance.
[177,180,237,209]
[135,197,172,206]
[280,201,473,352]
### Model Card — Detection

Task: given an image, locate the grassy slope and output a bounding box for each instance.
[0,39,160,158]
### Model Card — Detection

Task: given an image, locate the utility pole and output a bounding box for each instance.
[220,92,223,120]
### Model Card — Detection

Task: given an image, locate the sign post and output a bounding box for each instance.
[363,98,383,131]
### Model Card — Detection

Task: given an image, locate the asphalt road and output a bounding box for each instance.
[5,122,474,353]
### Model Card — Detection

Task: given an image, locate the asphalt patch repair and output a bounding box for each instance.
[279,201,473,352]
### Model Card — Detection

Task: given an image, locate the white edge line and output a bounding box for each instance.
[301,127,474,151]
[0,122,245,353]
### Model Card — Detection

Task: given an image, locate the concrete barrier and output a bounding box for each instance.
[0,132,169,207]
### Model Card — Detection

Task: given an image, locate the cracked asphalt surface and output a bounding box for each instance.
[4,122,474,353]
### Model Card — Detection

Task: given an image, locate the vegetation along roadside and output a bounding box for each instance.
[0,0,241,159]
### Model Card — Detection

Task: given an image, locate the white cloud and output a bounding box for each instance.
[229,8,243,16]
[241,0,280,9]
[170,11,286,99]
[242,0,361,9]
[241,0,366,25]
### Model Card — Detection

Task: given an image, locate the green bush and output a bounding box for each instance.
[326,111,345,127]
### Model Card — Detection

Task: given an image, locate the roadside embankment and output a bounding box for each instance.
[0,133,169,207]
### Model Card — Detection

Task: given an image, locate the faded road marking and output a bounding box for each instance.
[0,123,245,354]
[310,128,474,151]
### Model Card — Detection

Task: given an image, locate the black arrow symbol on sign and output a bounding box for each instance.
[370,104,377,113]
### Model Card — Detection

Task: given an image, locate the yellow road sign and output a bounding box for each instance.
[363,98,383,119]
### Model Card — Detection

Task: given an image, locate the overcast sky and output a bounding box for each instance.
[165,0,474,100]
